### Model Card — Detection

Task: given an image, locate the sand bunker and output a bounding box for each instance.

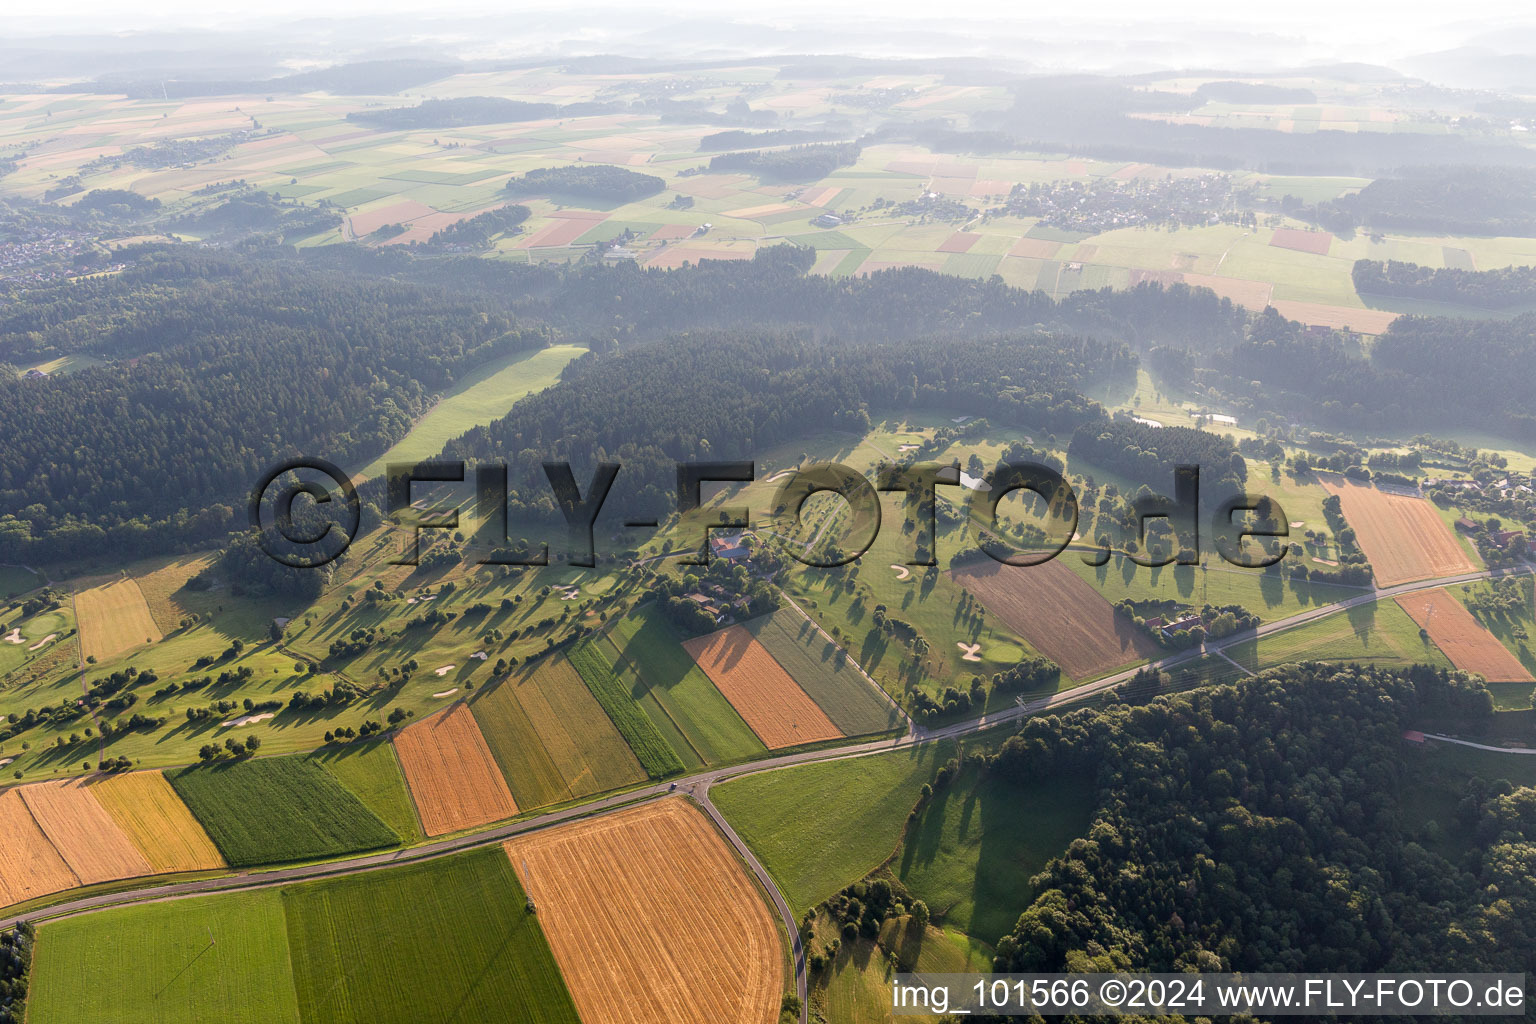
[956,642,982,662]
[890,564,912,581]
[220,712,275,728]
[434,665,455,677]
[433,688,459,698]
[897,444,920,452]
[3,628,21,644]
[27,633,55,651]
[471,651,488,660]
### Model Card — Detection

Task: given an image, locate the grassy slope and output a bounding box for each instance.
[353,343,585,481]
[716,738,976,915]
[743,607,903,736]
[306,738,423,845]
[283,847,580,1024]
[605,604,765,765]
[29,889,301,1024]
[894,766,1095,940]
[167,755,400,866]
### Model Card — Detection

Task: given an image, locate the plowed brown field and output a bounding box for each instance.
[0,789,79,907]
[1396,590,1535,683]
[19,778,152,885]
[90,770,226,874]
[504,798,780,1024]
[683,626,841,748]
[951,558,1159,680]
[1319,478,1476,586]
[393,703,518,836]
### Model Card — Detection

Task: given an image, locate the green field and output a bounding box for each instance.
[470,672,574,809]
[307,739,423,845]
[282,847,579,1024]
[568,640,686,778]
[604,604,767,765]
[716,738,976,914]
[167,755,400,866]
[0,564,41,599]
[743,607,904,736]
[353,343,585,480]
[29,890,301,1024]
[815,917,994,1024]
[1224,599,1450,673]
[894,766,1095,940]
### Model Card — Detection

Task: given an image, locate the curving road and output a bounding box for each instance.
[4,561,1529,1024]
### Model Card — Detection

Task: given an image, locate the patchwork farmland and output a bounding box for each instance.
[505,798,782,1024]
[0,789,81,908]
[28,890,303,1024]
[167,755,399,865]
[741,607,904,736]
[283,847,580,1024]
[74,578,161,662]
[1396,590,1536,682]
[18,778,152,886]
[683,625,844,749]
[951,558,1159,680]
[89,770,226,874]
[1319,477,1478,586]
[393,703,520,835]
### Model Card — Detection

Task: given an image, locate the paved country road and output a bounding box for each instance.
[4,562,1529,1024]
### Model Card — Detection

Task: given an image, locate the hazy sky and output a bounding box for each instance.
[9,0,1536,68]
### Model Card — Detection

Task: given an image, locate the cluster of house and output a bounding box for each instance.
[1454,518,1526,548]
[0,230,94,284]
[1429,476,1532,499]
[1143,612,1203,638]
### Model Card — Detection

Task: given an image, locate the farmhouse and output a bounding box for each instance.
[812,212,843,228]
[708,532,750,561]
[1160,614,1203,637]
[1455,517,1479,532]
[1490,529,1525,548]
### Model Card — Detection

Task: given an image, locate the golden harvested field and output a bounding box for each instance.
[505,798,780,1024]
[20,778,152,885]
[75,578,162,662]
[508,659,646,798]
[1319,477,1477,586]
[132,555,213,633]
[682,626,842,749]
[1396,590,1535,683]
[0,789,80,907]
[90,770,226,874]
[951,558,1160,680]
[393,703,519,836]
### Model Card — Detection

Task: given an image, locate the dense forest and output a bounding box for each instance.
[1068,418,1247,490]
[423,205,529,249]
[1210,306,1536,440]
[984,78,1536,175]
[441,328,1129,528]
[697,129,842,151]
[1300,167,1536,236]
[706,142,863,181]
[346,96,560,130]
[0,252,543,560]
[502,165,666,202]
[988,664,1525,985]
[1192,81,1317,104]
[1352,258,1536,309]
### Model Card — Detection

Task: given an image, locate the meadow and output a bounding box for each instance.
[167,755,400,866]
[894,765,1095,940]
[352,343,585,481]
[714,738,971,914]
[28,889,302,1024]
[282,847,579,1024]
[1223,599,1451,674]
